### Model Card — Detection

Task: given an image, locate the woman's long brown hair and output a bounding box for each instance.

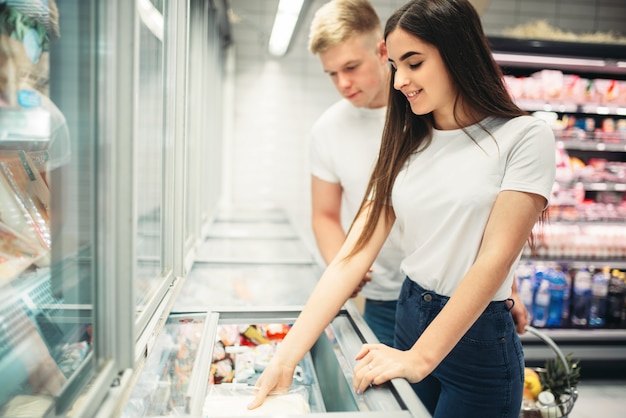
[347,0,547,258]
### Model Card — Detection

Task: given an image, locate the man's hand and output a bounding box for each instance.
[350,268,373,298]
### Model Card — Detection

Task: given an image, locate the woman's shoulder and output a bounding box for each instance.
[484,114,548,127]
[490,115,554,140]
[491,114,549,129]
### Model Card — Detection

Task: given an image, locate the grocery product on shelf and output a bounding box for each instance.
[516,263,626,329]
[606,270,626,328]
[533,271,551,328]
[570,267,592,327]
[589,267,610,327]
[547,267,569,328]
[0,221,43,284]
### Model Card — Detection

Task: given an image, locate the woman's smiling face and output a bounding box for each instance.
[386,28,460,130]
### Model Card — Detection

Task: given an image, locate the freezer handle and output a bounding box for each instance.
[186,311,220,415]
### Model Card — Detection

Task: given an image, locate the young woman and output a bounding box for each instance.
[249,1,555,416]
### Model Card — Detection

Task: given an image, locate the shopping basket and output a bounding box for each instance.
[520,325,578,418]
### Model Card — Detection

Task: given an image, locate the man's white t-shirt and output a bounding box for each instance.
[310,99,404,301]
[392,115,556,301]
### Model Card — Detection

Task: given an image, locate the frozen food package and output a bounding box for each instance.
[16,150,50,212]
[203,384,310,416]
[0,0,59,106]
[0,220,42,285]
[593,78,618,104]
[0,151,50,215]
[26,150,50,185]
[0,153,50,237]
[0,156,51,266]
[532,69,564,101]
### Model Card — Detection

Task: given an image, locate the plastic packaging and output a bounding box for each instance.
[203,384,310,417]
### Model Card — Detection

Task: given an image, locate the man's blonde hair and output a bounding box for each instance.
[308,0,382,54]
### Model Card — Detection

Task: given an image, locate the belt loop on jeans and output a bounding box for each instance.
[505,298,515,312]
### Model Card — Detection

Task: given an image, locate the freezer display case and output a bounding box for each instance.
[173,264,321,311]
[212,207,293,224]
[194,237,316,265]
[205,220,299,240]
[121,305,430,417]
[0,0,102,415]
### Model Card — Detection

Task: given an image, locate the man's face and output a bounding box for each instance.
[318,34,389,109]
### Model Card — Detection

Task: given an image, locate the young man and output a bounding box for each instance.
[307,0,403,346]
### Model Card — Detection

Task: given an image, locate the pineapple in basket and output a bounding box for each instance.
[540,353,580,401]
[521,354,580,418]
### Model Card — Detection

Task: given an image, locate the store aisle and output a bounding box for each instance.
[570,380,626,418]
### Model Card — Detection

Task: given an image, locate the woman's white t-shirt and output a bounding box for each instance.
[392,115,556,300]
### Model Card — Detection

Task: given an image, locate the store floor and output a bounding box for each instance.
[570,379,626,417]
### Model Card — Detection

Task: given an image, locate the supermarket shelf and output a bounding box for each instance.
[557,140,626,153]
[489,36,626,75]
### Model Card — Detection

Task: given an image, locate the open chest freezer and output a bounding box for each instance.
[121,304,430,417]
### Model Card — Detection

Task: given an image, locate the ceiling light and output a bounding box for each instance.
[268,0,305,57]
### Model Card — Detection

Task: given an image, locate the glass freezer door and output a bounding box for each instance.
[0,1,98,416]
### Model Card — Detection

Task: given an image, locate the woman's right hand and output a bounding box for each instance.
[247,359,295,410]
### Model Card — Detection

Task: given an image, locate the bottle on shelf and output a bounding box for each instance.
[589,266,610,327]
[533,272,551,328]
[560,266,572,327]
[547,267,568,328]
[606,269,626,328]
[571,267,592,327]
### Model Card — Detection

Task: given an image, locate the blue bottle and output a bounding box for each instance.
[571,267,592,327]
[547,267,567,327]
[560,266,572,326]
[531,265,545,306]
[533,275,551,328]
[590,267,610,327]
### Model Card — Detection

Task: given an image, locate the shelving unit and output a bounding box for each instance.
[489,36,626,368]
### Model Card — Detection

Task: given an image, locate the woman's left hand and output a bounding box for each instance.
[352,343,422,394]
[509,292,529,334]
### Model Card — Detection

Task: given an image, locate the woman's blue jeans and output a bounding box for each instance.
[395,278,524,418]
